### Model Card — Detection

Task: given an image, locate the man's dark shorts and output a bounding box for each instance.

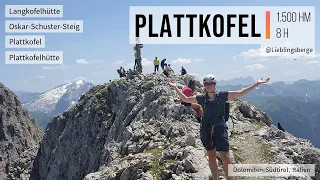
[200,123,229,152]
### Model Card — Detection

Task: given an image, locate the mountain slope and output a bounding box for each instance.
[0,82,43,180]
[219,80,320,149]
[246,96,320,148]
[18,80,94,130]
[30,74,320,180]
[12,90,30,97]
[53,79,94,115]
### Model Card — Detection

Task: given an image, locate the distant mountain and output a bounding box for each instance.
[218,79,320,99]
[18,92,41,104]
[243,96,320,148]
[17,80,94,130]
[218,79,320,148]
[12,90,29,96]
[217,76,255,86]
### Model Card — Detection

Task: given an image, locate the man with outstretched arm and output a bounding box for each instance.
[168,75,270,180]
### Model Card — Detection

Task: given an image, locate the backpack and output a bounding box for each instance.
[203,92,230,124]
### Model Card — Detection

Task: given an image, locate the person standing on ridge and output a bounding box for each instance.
[181,66,187,75]
[167,64,174,74]
[163,64,169,77]
[161,58,167,70]
[163,64,174,77]
[134,53,138,71]
[180,79,203,117]
[168,75,270,180]
[117,69,122,78]
[153,57,160,73]
[119,67,126,78]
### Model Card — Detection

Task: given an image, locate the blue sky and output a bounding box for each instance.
[0,0,319,92]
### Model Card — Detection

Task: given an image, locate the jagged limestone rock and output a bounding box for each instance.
[24,74,320,180]
[0,82,43,180]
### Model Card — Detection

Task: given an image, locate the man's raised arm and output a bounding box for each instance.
[228,78,270,100]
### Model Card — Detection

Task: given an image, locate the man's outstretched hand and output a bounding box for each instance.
[256,78,270,85]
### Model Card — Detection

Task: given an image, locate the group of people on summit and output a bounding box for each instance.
[117,67,126,78]
[153,57,187,77]
[116,57,187,78]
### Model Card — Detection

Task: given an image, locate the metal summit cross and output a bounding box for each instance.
[134,37,143,73]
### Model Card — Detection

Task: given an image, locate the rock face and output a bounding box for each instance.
[30,74,320,180]
[0,82,43,180]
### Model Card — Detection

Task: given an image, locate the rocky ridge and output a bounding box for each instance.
[0,82,43,180]
[27,73,320,180]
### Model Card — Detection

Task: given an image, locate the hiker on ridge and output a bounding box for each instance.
[181,66,187,75]
[166,64,174,73]
[153,57,160,73]
[134,53,138,71]
[118,67,126,78]
[161,58,166,70]
[163,64,174,77]
[168,75,270,180]
[117,69,122,78]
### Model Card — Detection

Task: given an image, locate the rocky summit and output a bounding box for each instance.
[2,73,319,180]
[24,72,319,180]
[0,82,43,180]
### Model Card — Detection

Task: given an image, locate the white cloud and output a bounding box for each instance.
[77,59,89,64]
[42,65,67,71]
[165,58,205,64]
[142,58,153,66]
[237,48,263,59]
[77,59,104,64]
[306,60,320,66]
[246,64,266,71]
[172,58,192,64]
[285,70,299,77]
[123,63,134,70]
[120,58,153,73]
[194,58,204,63]
[36,76,46,79]
[113,60,123,64]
